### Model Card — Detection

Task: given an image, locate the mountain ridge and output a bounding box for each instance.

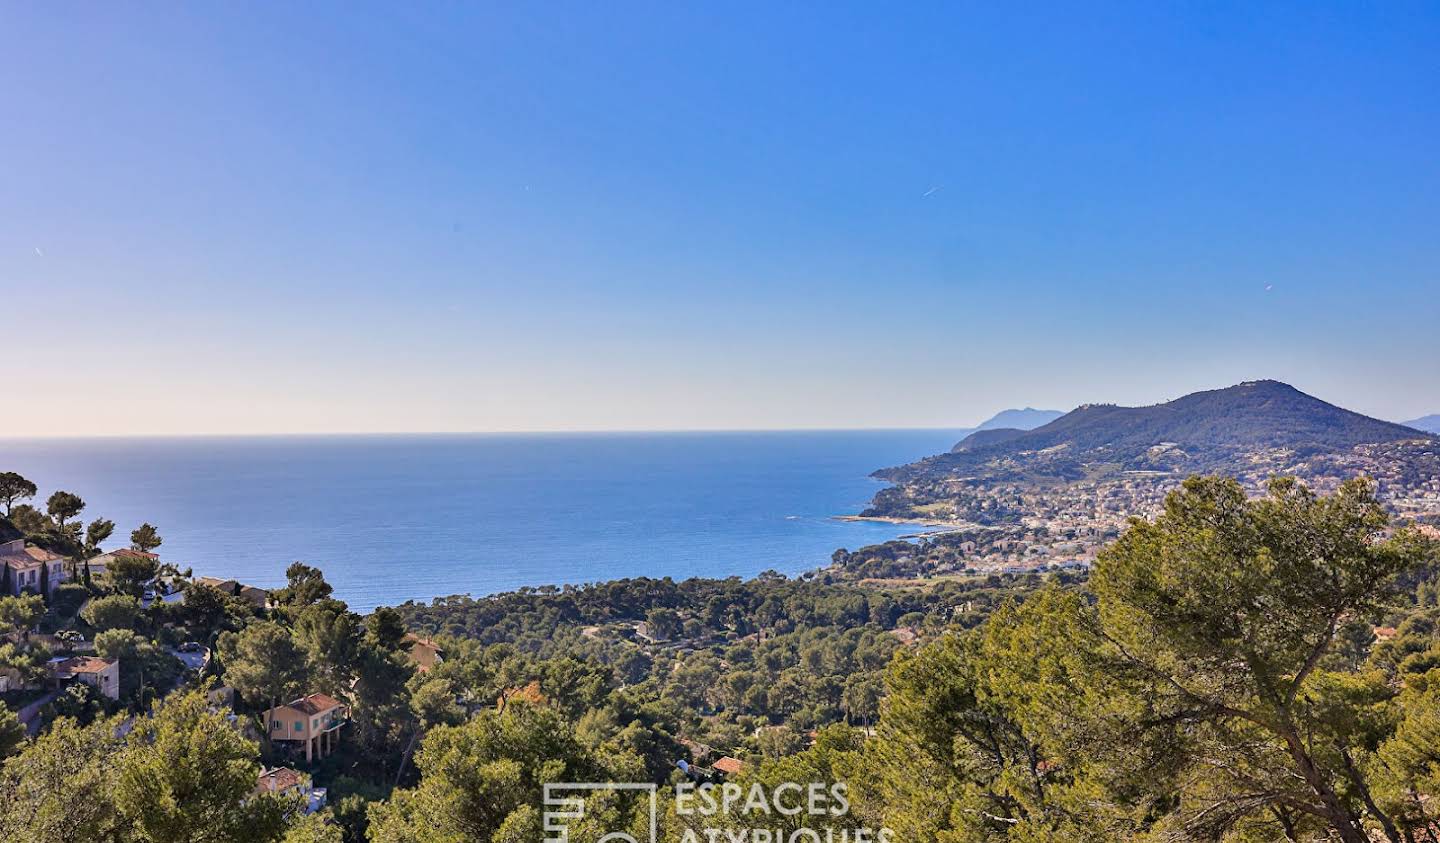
[866,380,1439,524]
[1403,414,1440,435]
[952,407,1066,452]
[973,407,1065,433]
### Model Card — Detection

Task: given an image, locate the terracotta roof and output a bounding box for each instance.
[286,693,343,715]
[713,756,745,775]
[403,633,443,651]
[107,548,160,560]
[0,544,66,569]
[403,634,445,672]
[51,656,116,676]
[255,766,305,794]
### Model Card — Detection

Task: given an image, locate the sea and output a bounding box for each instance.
[0,430,960,612]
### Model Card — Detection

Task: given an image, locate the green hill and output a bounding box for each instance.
[866,381,1439,524]
[883,380,1431,485]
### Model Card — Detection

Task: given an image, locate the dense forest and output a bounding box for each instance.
[0,470,1438,842]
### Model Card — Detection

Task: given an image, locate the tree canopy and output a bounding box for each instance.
[0,472,37,517]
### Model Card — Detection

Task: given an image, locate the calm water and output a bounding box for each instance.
[0,431,958,612]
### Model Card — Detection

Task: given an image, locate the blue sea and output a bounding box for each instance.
[0,431,959,612]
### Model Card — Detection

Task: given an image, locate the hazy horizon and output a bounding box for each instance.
[0,378,1432,439]
[4,5,1438,437]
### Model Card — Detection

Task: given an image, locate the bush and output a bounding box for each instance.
[80,595,142,632]
[49,582,90,617]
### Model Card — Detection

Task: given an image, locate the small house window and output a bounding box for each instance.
[294,720,304,732]
[272,720,282,730]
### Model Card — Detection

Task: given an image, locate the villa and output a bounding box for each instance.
[48,655,120,700]
[0,538,69,597]
[263,693,347,763]
[87,547,159,578]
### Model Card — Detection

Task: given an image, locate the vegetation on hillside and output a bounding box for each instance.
[0,466,1437,842]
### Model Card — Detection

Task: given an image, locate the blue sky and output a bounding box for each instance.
[3,3,1437,435]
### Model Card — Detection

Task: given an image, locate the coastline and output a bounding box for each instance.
[830,513,965,540]
[832,514,949,526]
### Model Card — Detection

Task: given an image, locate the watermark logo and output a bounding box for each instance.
[544,782,659,843]
[545,781,893,843]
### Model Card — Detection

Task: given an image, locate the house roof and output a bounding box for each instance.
[256,766,305,794]
[102,548,160,561]
[51,656,116,677]
[237,585,269,605]
[403,633,444,671]
[89,548,159,570]
[195,577,268,605]
[284,693,344,715]
[403,633,443,652]
[1,544,66,570]
[713,756,745,775]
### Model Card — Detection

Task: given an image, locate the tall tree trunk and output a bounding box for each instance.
[1277,726,1368,843]
[1343,748,1402,843]
[394,727,422,787]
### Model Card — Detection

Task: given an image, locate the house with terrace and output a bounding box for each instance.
[263,693,347,763]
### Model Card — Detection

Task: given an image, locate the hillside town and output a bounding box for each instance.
[0,531,344,811]
[858,435,1440,577]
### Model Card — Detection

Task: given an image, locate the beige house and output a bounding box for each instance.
[1,538,68,597]
[87,547,159,578]
[49,655,120,700]
[264,693,347,762]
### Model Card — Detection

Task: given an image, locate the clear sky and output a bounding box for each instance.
[3,3,1437,436]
